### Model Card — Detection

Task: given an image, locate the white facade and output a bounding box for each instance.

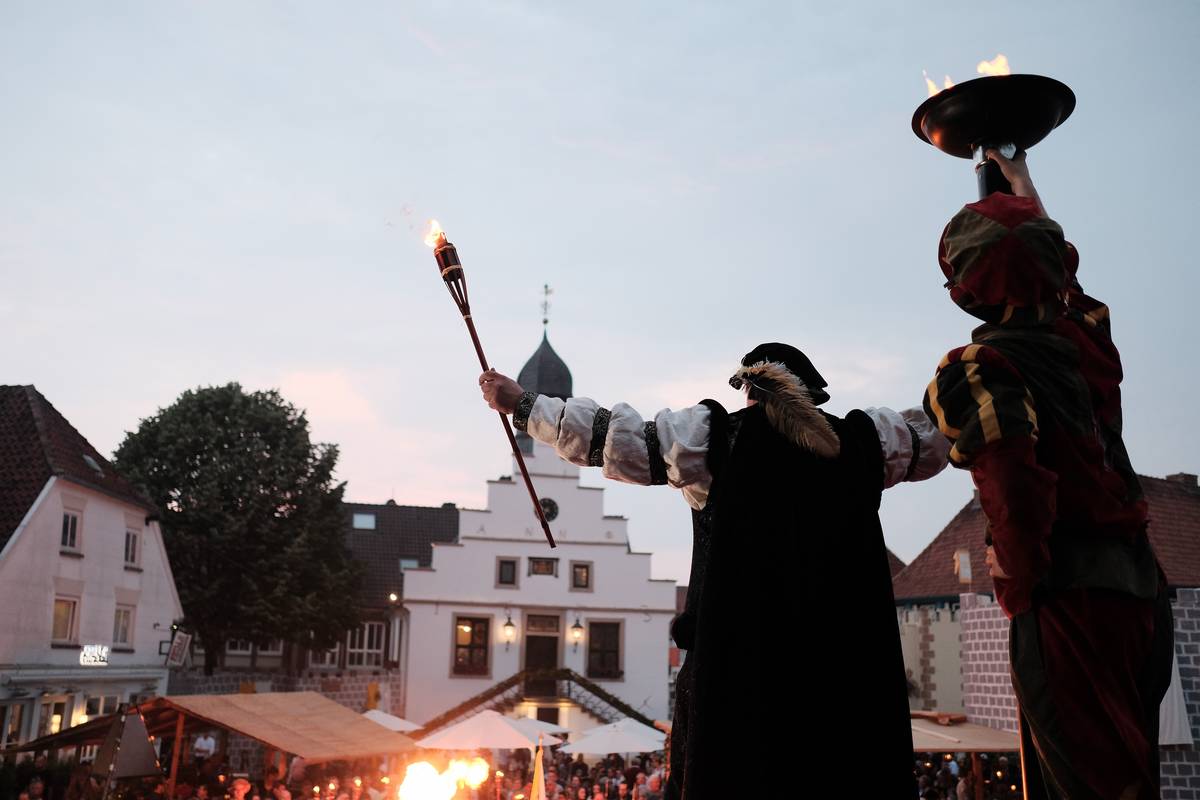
[401,438,677,734]
[0,476,183,747]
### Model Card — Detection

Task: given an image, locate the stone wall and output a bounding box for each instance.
[897,605,964,713]
[958,593,1017,732]
[1162,589,1200,799]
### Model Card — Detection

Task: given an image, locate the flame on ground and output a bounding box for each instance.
[423,219,446,248]
[399,759,489,800]
[977,53,1011,76]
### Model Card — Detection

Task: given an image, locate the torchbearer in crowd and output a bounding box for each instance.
[923,150,1173,799]
[480,342,949,798]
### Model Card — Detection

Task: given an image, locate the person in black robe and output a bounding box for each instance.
[480,343,947,798]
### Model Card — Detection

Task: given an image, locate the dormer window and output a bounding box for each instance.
[352,513,376,530]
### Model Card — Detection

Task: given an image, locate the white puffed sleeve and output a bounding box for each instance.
[863,406,950,488]
[518,393,714,509]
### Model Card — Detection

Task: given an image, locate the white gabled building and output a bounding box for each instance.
[401,334,677,734]
[0,386,183,749]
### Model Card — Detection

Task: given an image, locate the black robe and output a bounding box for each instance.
[666,402,915,799]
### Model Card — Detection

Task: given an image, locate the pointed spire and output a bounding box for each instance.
[518,287,572,399]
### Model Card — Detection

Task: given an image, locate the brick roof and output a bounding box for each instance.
[0,385,154,550]
[892,473,1200,603]
[886,548,907,579]
[344,501,459,609]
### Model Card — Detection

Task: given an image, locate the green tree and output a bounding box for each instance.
[114,383,363,674]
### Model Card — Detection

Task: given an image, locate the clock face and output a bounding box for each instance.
[540,497,559,521]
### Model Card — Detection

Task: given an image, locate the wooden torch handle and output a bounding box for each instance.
[462,314,557,548]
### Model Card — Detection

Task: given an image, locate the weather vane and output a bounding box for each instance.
[541,284,552,328]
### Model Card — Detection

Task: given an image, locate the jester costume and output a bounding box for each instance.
[924,194,1173,799]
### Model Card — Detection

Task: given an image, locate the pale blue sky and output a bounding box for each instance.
[3,1,1197,583]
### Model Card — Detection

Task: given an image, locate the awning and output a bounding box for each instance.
[5,692,417,764]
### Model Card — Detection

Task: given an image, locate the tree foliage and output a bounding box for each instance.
[114,383,363,674]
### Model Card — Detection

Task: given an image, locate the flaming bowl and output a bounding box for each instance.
[912,74,1075,158]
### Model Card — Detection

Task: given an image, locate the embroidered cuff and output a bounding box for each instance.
[644,421,669,485]
[903,422,921,481]
[513,392,538,432]
[588,407,612,467]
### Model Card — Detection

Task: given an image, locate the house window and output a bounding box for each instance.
[352,513,376,530]
[124,530,139,565]
[587,622,622,679]
[309,644,339,667]
[347,622,385,667]
[113,606,134,646]
[61,513,80,550]
[570,562,592,590]
[453,617,490,676]
[38,701,66,737]
[497,558,518,587]
[529,558,558,577]
[52,598,78,643]
[226,639,252,655]
[259,640,284,656]
[83,696,118,719]
[1,704,25,748]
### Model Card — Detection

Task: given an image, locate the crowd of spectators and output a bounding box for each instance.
[8,734,1027,800]
[493,751,664,800]
[914,752,1023,800]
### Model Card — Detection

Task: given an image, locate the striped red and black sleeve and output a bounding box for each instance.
[924,344,1058,617]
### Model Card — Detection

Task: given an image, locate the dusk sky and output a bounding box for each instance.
[3,1,1197,583]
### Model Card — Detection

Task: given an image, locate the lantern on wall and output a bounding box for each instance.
[570,617,584,652]
[503,614,516,651]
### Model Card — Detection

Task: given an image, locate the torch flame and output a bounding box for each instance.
[923,71,956,98]
[398,759,490,800]
[976,53,1011,77]
[423,219,446,248]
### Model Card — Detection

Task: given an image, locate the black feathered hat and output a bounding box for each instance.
[729,342,831,406]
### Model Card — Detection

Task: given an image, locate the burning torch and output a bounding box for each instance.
[426,221,557,548]
[912,56,1075,198]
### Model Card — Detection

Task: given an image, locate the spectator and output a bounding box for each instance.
[230,778,252,800]
[193,732,217,766]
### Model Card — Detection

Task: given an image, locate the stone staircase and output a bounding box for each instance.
[414,668,656,738]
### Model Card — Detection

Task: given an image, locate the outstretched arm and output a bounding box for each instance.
[863,406,951,489]
[480,369,715,509]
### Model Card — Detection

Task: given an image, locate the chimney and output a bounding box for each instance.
[1166,473,1199,488]
[971,488,982,509]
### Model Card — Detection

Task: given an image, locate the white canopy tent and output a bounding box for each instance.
[417,710,562,751]
[510,717,570,737]
[362,709,422,734]
[559,718,665,755]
